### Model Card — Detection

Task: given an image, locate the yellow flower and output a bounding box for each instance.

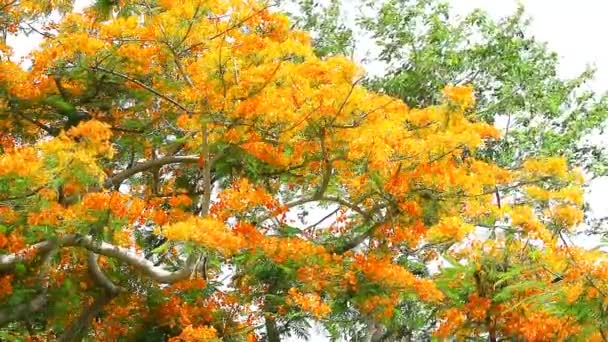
[551,205,584,228]
[565,283,584,304]
[164,217,243,256]
[522,157,568,179]
[66,119,113,156]
[443,84,475,110]
[169,325,219,342]
[427,216,474,242]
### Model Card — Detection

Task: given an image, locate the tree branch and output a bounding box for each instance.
[330,220,384,254]
[0,234,196,283]
[313,130,332,200]
[0,239,59,273]
[14,111,59,136]
[200,123,212,216]
[0,247,56,326]
[0,293,49,326]
[57,253,120,342]
[184,4,273,52]
[57,290,116,342]
[90,66,192,114]
[104,155,199,188]
[87,252,122,294]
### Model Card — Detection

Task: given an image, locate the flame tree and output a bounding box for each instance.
[0,0,605,341]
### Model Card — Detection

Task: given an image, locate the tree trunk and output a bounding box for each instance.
[264,314,281,342]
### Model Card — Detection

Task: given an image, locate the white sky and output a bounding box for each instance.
[5,0,608,340]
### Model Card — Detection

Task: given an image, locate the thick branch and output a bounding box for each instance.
[14,111,59,136]
[200,123,212,216]
[58,253,120,342]
[0,234,195,283]
[0,293,48,326]
[0,249,55,326]
[77,235,195,282]
[313,132,331,200]
[87,252,121,294]
[58,291,116,342]
[330,220,385,254]
[105,155,199,188]
[264,314,281,342]
[0,239,59,272]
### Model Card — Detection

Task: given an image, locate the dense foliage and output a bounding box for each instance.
[286,0,608,231]
[0,0,606,341]
[289,0,608,173]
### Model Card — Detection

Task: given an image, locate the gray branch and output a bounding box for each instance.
[104,155,200,188]
[0,234,195,283]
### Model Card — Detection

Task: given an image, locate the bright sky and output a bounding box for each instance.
[6,1,608,340]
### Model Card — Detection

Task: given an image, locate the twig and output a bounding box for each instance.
[91,66,192,114]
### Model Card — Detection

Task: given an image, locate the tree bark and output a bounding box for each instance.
[0,293,48,326]
[264,314,281,342]
[0,234,197,283]
[57,290,117,342]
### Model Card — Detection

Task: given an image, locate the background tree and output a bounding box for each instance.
[0,0,605,341]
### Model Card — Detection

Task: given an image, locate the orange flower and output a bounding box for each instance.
[464,293,491,321]
[169,325,219,342]
[164,217,243,256]
[0,275,13,300]
[565,283,584,304]
[153,210,169,226]
[0,233,7,249]
[287,288,331,319]
[82,192,110,211]
[168,195,193,208]
[354,254,444,302]
[434,308,465,338]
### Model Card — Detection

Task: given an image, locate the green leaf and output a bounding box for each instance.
[151,242,169,254]
[279,225,302,237]
[15,263,26,274]
[493,280,544,303]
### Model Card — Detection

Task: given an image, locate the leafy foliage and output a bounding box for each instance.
[0,0,606,341]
